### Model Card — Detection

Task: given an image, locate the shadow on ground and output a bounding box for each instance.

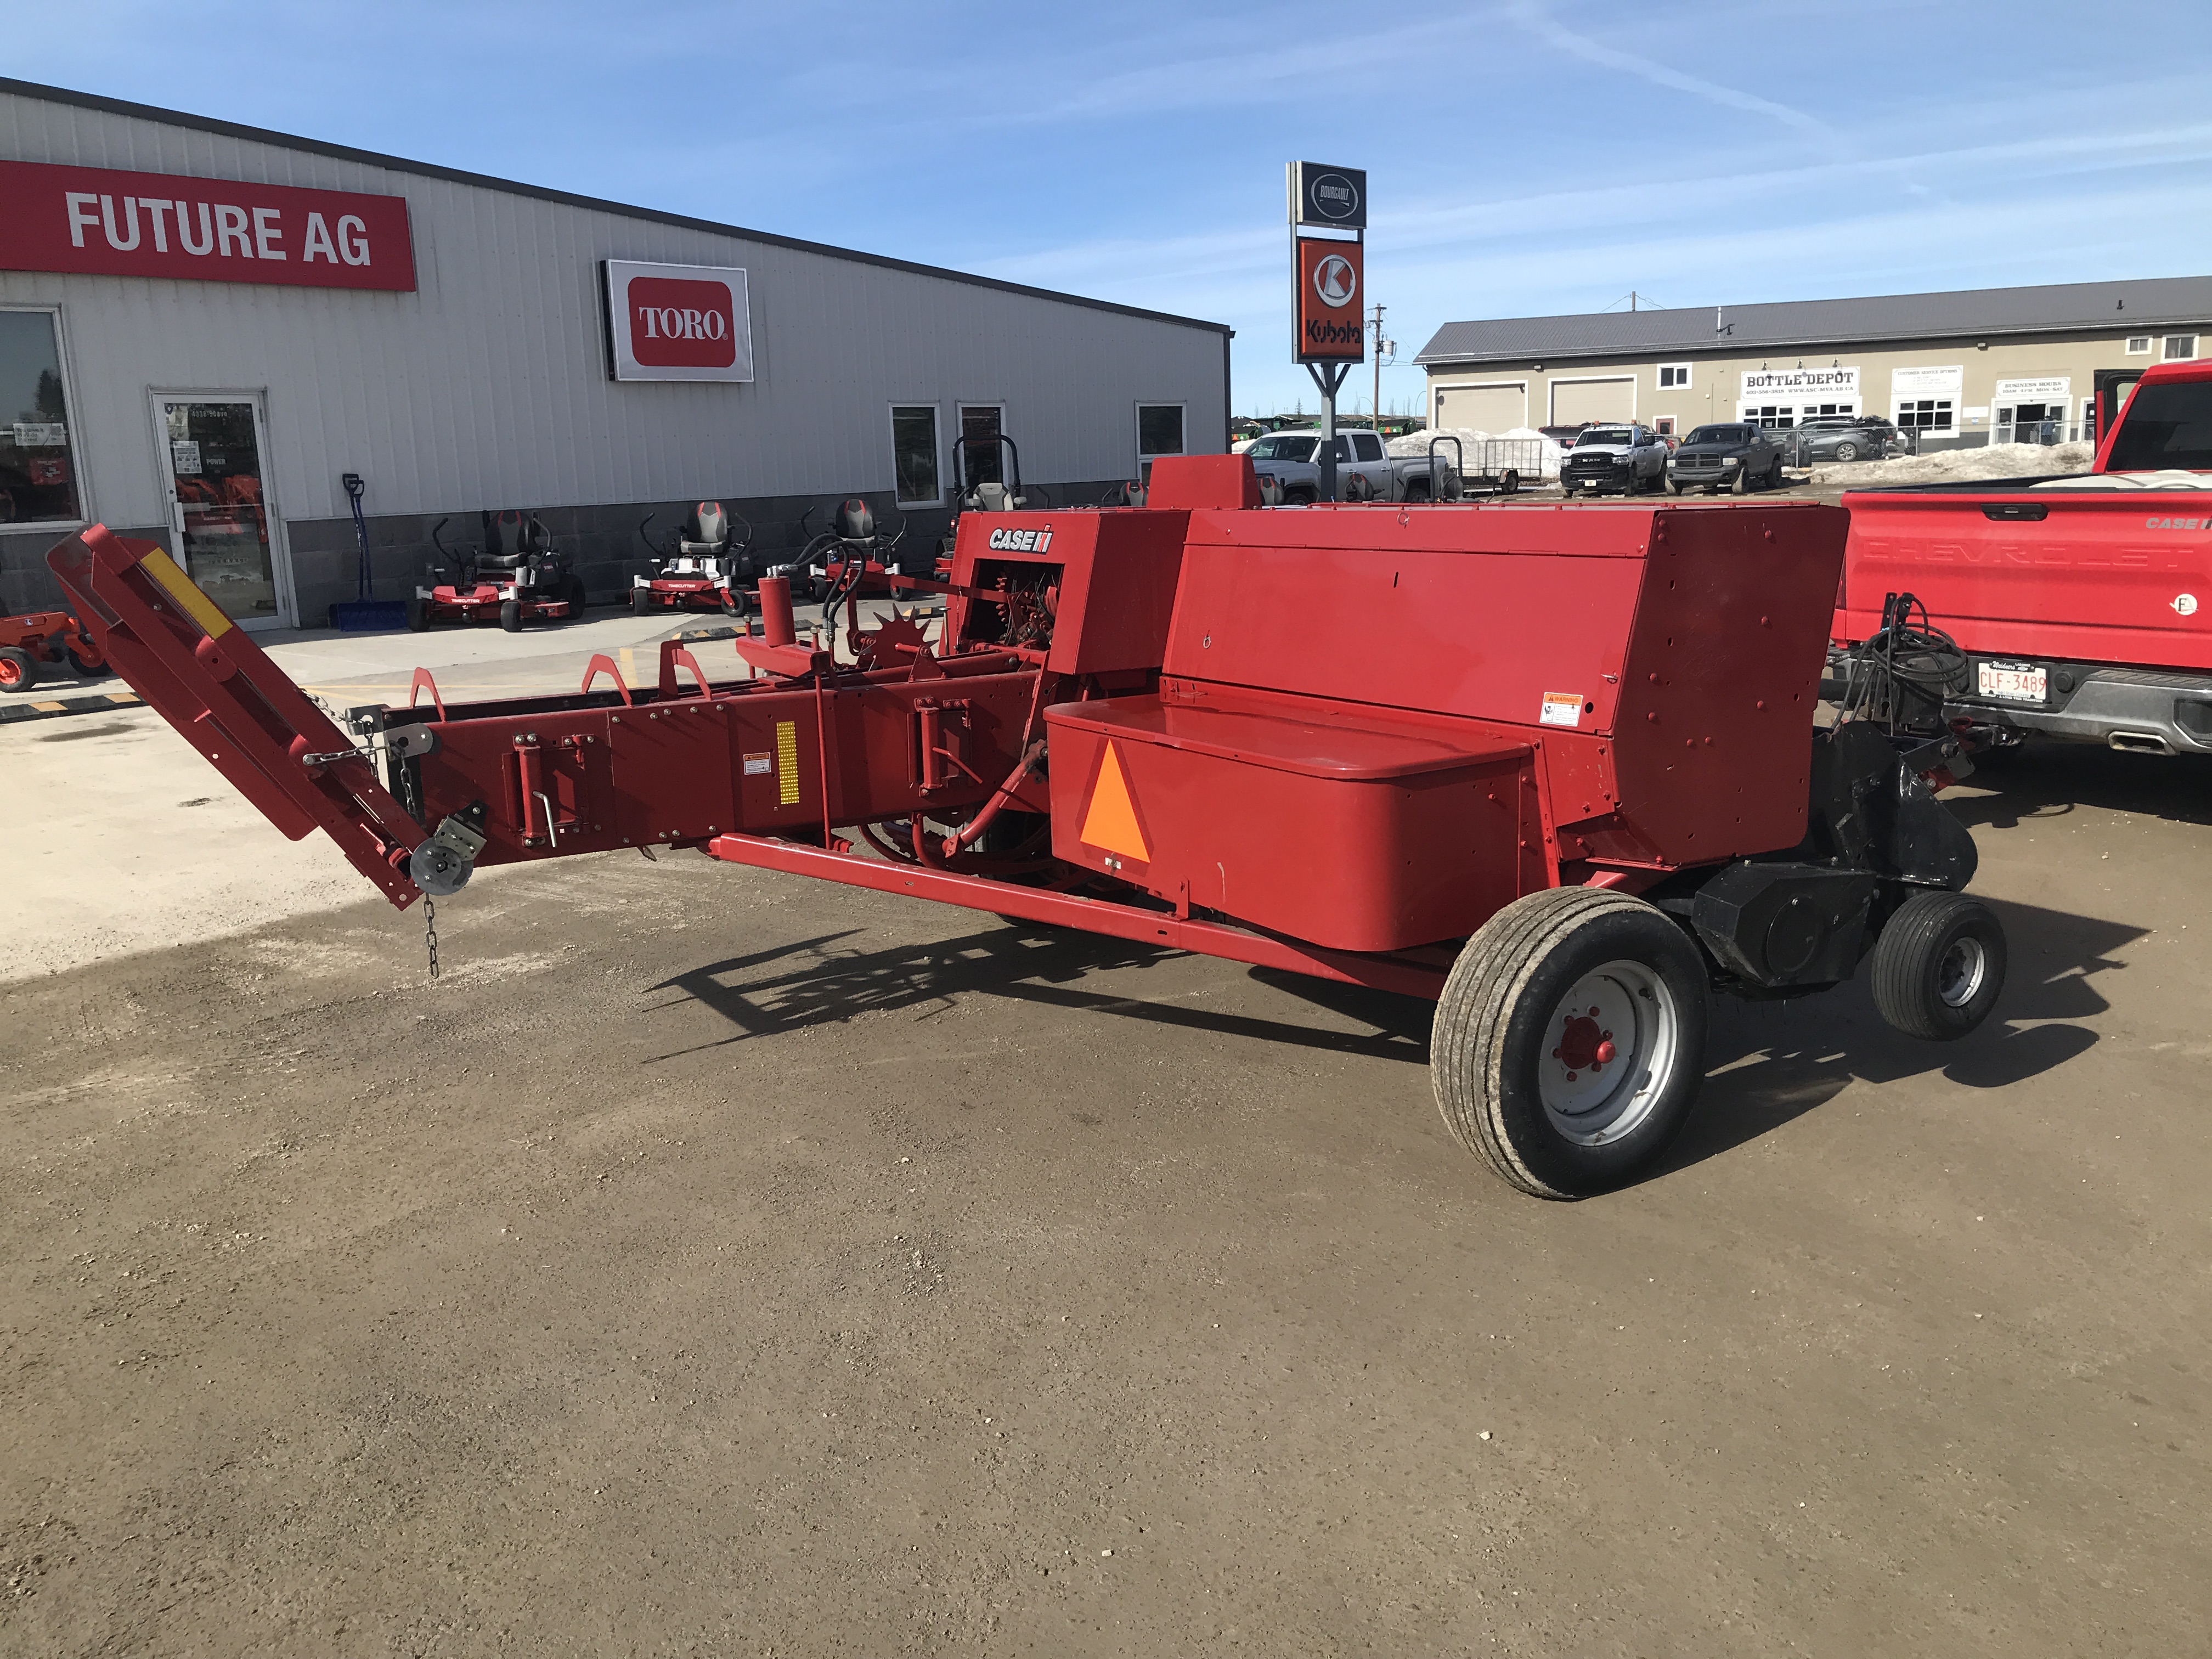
[647,891,2138,1182]
[1943,742,2212,830]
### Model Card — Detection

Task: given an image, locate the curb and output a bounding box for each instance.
[0,688,145,725]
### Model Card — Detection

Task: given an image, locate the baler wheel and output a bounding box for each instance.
[0,646,37,692]
[1870,891,2006,1041]
[1432,887,1709,1200]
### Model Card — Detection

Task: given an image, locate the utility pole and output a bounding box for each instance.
[1369,302,1386,432]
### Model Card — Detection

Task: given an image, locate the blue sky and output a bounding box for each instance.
[10,0,2212,419]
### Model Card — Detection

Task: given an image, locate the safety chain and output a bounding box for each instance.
[424,896,441,981]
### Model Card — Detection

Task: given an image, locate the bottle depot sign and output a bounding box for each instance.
[0,160,415,290]
[1289,162,1367,230]
[603,259,755,383]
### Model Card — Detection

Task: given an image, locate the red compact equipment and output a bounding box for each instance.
[47,457,2007,1200]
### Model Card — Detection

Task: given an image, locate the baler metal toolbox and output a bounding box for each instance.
[48,457,2006,1200]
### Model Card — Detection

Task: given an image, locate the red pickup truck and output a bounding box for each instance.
[1833,358,2212,756]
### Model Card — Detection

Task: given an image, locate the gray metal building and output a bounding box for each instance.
[0,77,1231,628]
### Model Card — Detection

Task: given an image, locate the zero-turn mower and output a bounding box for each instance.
[631,503,754,617]
[410,511,585,632]
[0,607,105,692]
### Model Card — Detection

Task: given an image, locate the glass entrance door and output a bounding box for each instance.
[149,395,289,628]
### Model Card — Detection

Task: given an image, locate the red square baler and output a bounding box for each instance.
[47,455,2004,1199]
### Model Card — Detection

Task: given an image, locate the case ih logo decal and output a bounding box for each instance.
[605,259,754,383]
[986,526,1053,552]
[0,160,414,291]
[2145,516,2209,530]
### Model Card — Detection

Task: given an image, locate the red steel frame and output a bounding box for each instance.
[48,455,1848,1001]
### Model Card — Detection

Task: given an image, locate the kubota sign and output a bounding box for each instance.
[1294,236,1363,364]
[603,259,755,383]
[0,160,415,290]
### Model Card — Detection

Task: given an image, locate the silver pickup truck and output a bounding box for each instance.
[1243,429,1457,503]
[1560,424,1671,496]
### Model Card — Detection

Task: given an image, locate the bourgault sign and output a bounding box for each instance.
[603,259,755,383]
[0,159,415,290]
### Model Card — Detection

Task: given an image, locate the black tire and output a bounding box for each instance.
[0,645,36,692]
[630,588,652,617]
[1665,476,1682,496]
[1730,466,1751,495]
[1767,459,1785,489]
[65,645,107,678]
[405,593,428,633]
[499,599,522,633]
[1562,484,1579,499]
[1871,891,2006,1041]
[1432,887,1710,1200]
[1501,470,1521,495]
[1286,488,1316,506]
[1834,441,1860,463]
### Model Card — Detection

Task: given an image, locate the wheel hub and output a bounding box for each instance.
[1538,961,1679,1146]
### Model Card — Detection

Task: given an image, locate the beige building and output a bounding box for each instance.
[1415,276,2212,449]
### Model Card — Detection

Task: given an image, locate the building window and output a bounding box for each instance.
[0,308,84,527]
[889,405,941,506]
[2126,335,2153,355]
[1137,403,1185,464]
[1897,398,1955,433]
[1657,363,1691,389]
[1654,416,1675,436]
[2164,335,2198,361]
[957,404,1005,489]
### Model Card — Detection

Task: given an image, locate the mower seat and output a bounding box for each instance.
[969,482,1023,512]
[681,502,727,553]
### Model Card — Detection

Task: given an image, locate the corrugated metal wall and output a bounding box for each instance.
[0,87,1227,540]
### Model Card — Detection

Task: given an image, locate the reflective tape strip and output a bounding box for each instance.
[138,548,235,639]
[776,720,800,805]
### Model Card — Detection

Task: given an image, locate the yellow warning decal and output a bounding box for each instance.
[1079,741,1150,861]
[776,720,800,805]
[138,547,235,640]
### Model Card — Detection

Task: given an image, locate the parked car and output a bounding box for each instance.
[1243,428,1460,502]
[1560,424,1669,496]
[1790,415,1904,464]
[1666,424,1787,494]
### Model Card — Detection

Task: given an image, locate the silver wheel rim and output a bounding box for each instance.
[1937,936,1987,1008]
[1538,959,1680,1146]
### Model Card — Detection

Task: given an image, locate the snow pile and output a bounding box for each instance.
[1389,425,1564,479]
[1810,440,2094,489]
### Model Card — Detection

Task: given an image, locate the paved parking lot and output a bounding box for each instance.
[5,640,2210,1656]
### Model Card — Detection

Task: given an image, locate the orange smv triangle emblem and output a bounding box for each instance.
[1079,741,1151,862]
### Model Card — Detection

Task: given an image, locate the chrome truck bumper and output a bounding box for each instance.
[1963,667,2212,755]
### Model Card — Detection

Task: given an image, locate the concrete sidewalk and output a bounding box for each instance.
[5,596,935,979]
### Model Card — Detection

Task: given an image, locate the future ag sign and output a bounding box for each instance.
[1295,236,1363,364]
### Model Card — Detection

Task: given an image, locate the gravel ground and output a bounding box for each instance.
[4,740,2210,1656]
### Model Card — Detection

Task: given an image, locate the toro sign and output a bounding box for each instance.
[604,259,755,383]
[1295,237,1364,364]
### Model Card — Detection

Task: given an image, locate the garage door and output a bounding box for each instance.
[1435,382,1526,432]
[1550,378,1635,425]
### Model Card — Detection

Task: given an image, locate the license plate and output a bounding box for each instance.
[1977,660,2047,702]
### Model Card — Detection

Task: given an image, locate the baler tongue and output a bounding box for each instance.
[46,523,430,909]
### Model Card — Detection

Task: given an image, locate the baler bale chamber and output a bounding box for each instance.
[47,455,2005,1199]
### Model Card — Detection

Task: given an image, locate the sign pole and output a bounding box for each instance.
[1306,360,1350,500]
[1288,161,1368,504]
